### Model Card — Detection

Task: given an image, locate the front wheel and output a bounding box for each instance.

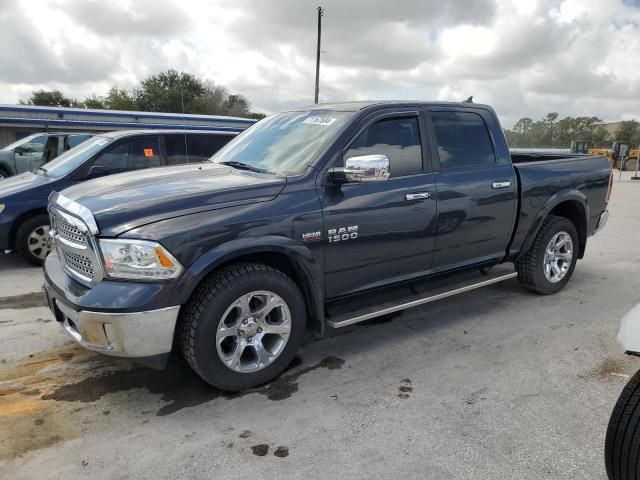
[516,215,578,294]
[605,368,640,480]
[16,214,52,266]
[179,263,306,391]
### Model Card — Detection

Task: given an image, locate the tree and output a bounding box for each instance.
[103,87,137,111]
[223,94,251,117]
[614,120,640,144]
[21,89,76,107]
[83,94,106,109]
[133,69,206,113]
[190,81,230,115]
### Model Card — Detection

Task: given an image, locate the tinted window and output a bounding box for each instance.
[431,111,496,169]
[188,134,232,160]
[345,117,422,177]
[165,134,188,165]
[92,136,161,174]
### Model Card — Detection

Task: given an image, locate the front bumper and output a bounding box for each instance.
[50,297,180,358]
[44,250,180,359]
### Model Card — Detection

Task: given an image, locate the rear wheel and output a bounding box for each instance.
[516,215,578,294]
[605,368,640,480]
[179,263,306,391]
[16,215,52,266]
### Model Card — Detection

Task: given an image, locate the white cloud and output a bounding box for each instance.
[1,0,640,127]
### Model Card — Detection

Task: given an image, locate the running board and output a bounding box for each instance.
[326,266,517,329]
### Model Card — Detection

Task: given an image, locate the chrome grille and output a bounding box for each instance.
[52,215,87,246]
[49,197,102,286]
[62,251,95,279]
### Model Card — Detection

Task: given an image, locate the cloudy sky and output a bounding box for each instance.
[1,0,640,127]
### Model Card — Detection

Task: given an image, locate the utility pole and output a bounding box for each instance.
[314,6,324,104]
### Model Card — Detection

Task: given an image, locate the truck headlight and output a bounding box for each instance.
[98,239,183,280]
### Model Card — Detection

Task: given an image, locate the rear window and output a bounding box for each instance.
[431,111,496,169]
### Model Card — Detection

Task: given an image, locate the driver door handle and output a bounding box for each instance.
[405,192,431,201]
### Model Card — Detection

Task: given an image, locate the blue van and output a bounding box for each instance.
[0,129,236,264]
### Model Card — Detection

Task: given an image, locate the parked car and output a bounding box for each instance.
[0,132,93,179]
[0,129,236,264]
[43,100,612,391]
[605,304,640,480]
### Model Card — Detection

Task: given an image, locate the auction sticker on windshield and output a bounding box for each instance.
[303,116,336,126]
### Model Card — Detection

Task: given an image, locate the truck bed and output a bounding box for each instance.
[508,153,611,256]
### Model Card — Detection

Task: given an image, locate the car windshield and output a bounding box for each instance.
[42,136,113,177]
[209,110,354,175]
[0,134,40,151]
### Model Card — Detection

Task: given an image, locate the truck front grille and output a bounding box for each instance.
[49,199,102,286]
[61,251,96,280]
[52,215,87,246]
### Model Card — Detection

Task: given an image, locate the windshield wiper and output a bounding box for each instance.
[217,161,271,174]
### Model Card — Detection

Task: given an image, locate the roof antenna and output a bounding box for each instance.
[464,96,473,103]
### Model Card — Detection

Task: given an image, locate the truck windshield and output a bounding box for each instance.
[41,136,113,177]
[209,110,354,175]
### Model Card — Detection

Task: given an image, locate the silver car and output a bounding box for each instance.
[0,132,92,179]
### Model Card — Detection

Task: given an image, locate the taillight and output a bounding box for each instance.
[606,170,613,205]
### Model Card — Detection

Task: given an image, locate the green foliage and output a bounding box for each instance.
[21,89,75,108]
[19,71,265,118]
[505,113,612,148]
[614,120,640,144]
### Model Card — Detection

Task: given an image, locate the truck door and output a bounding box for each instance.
[321,111,438,298]
[427,108,517,269]
[15,135,47,174]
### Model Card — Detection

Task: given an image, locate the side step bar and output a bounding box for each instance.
[327,267,517,329]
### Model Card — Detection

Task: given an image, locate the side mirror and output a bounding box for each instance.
[14,146,26,155]
[332,154,390,183]
[86,165,109,179]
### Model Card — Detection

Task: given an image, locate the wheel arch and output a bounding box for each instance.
[518,190,589,260]
[172,237,325,336]
[9,207,49,250]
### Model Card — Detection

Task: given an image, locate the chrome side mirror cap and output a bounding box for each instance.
[342,154,390,183]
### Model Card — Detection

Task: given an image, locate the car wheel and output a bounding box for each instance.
[605,368,640,480]
[516,215,578,294]
[179,262,306,391]
[16,214,53,266]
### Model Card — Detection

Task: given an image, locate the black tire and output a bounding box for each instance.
[16,214,52,266]
[605,368,640,480]
[179,262,306,391]
[0,168,9,180]
[515,215,578,294]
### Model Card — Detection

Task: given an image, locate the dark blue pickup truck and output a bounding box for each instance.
[43,101,612,391]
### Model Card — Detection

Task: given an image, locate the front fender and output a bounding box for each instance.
[618,303,640,355]
[170,235,325,335]
[517,189,589,259]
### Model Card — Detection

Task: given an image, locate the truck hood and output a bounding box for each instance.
[59,163,287,236]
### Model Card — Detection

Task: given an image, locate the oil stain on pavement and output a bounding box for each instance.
[1,345,344,459]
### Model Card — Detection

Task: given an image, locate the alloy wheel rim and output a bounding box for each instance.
[543,231,573,283]
[216,290,292,373]
[27,225,52,260]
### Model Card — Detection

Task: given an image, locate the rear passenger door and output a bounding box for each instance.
[427,108,517,269]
